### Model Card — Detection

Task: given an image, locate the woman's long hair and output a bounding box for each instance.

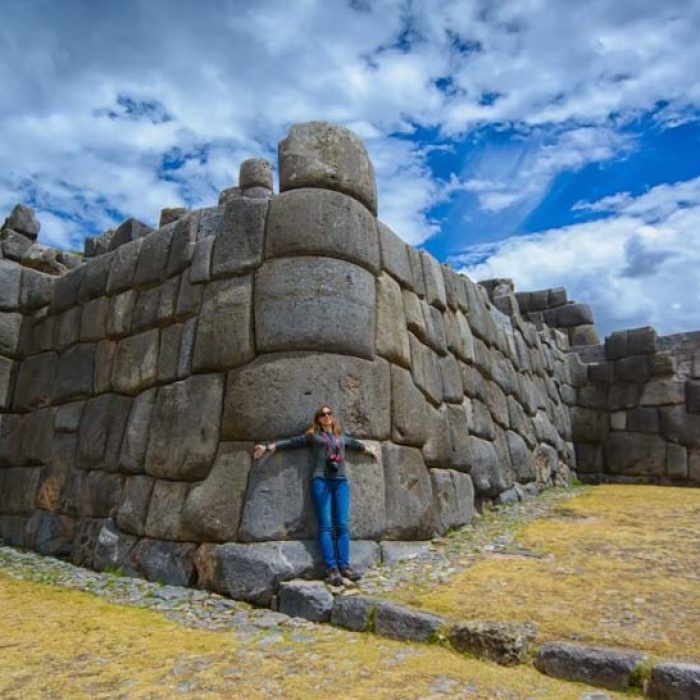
[305,404,342,437]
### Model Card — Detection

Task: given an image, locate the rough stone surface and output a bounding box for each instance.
[143,479,193,541]
[374,601,444,642]
[430,469,475,535]
[450,620,538,666]
[130,539,197,587]
[534,642,646,691]
[181,443,252,542]
[118,388,156,473]
[192,275,253,371]
[376,272,410,366]
[115,474,154,535]
[112,329,159,395]
[378,221,412,288]
[109,218,152,251]
[145,374,223,481]
[278,580,334,622]
[279,121,377,214]
[239,158,273,190]
[645,661,700,700]
[4,204,40,238]
[604,432,667,476]
[266,188,379,273]
[77,394,132,471]
[255,257,375,359]
[391,364,427,446]
[222,353,390,441]
[331,594,377,631]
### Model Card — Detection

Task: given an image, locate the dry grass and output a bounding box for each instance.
[0,574,626,699]
[398,485,700,663]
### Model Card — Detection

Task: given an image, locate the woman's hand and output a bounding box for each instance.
[253,443,276,460]
[364,445,378,459]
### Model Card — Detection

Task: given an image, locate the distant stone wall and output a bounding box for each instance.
[0,121,578,602]
[570,327,700,485]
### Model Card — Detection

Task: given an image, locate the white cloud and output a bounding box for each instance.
[457,177,700,336]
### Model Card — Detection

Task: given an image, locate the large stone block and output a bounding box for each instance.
[646,661,700,700]
[430,468,474,535]
[190,236,214,283]
[0,311,23,356]
[222,353,390,441]
[346,441,386,540]
[20,268,55,311]
[266,188,379,273]
[77,394,132,471]
[109,218,152,252]
[79,251,113,301]
[112,329,159,394]
[466,436,511,496]
[70,517,107,569]
[51,265,85,313]
[0,259,22,310]
[157,323,182,382]
[378,221,412,288]
[132,278,178,331]
[174,269,202,320]
[279,580,334,623]
[408,333,442,405]
[144,374,223,480]
[94,339,115,393]
[93,520,138,575]
[130,539,197,587]
[13,351,57,410]
[422,402,452,466]
[86,470,124,518]
[444,309,475,363]
[2,230,33,261]
[402,289,427,341]
[0,355,14,410]
[26,510,75,556]
[239,158,273,190]
[182,442,252,542]
[106,238,142,295]
[106,290,135,337]
[22,408,55,465]
[4,204,40,238]
[118,388,156,473]
[54,343,95,401]
[374,601,444,642]
[53,306,81,350]
[382,443,434,539]
[192,275,253,371]
[640,378,686,406]
[210,198,267,277]
[376,273,410,366]
[115,474,154,536]
[133,227,173,287]
[604,432,667,475]
[422,302,447,355]
[144,479,194,541]
[0,467,41,514]
[659,406,700,448]
[391,364,427,446]
[440,355,463,403]
[615,354,650,384]
[278,121,377,214]
[506,430,536,482]
[571,407,609,442]
[166,214,198,277]
[420,252,447,310]
[255,257,375,359]
[451,620,538,666]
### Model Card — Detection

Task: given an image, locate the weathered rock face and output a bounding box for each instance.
[11,118,682,610]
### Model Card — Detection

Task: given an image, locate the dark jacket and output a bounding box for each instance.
[274,431,367,479]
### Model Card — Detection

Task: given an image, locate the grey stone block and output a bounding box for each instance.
[467,436,511,497]
[0,259,22,310]
[51,265,85,313]
[279,121,377,214]
[116,474,155,536]
[159,207,187,227]
[0,355,14,410]
[646,661,700,700]
[571,407,609,442]
[79,251,113,301]
[255,257,375,359]
[94,339,116,393]
[640,378,686,406]
[71,517,107,569]
[239,158,273,190]
[450,620,538,666]
[589,361,614,384]
[106,290,135,337]
[660,406,700,447]
[133,226,173,287]
[555,303,594,328]
[2,230,33,261]
[378,221,412,288]
[4,204,40,238]
[93,520,138,574]
[209,198,267,278]
[422,302,447,355]
[13,351,57,410]
[266,188,379,273]
[627,407,659,433]
[174,269,202,319]
[445,402,471,470]
[409,333,442,405]
[182,442,252,542]
[177,317,196,378]
[0,311,22,356]
[192,275,253,371]
[222,353,390,441]
[608,383,640,411]
[279,580,334,622]
[569,324,600,346]
[470,399,495,440]
[54,306,81,349]
[374,601,444,642]
[604,432,667,475]
[145,374,223,481]
[534,641,646,691]
[77,393,132,471]
[380,540,431,565]
[144,479,193,541]
[666,443,688,479]
[109,218,153,250]
[118,388,156,473]
[157,323,182,382]
[20,268,55,311]
[22,408,55,465]
[391,364,427,446]
[376,273,410,366]
[58,468,89,517]
[615,355,650,383]
[686,380,700,414]
[195,540,319,605]
[383,443,434,539]
[86,470,124,518]
[55,343,95,401]
[346,442,386,540]
[331,595,377,631]
[0,466,41,514]
[112,329,159,394]
[627,326,657,355]
[0,515,30,547]
[430,468,474,535]
[403,289,427,341]
[130,539,197,587]
[190,236,214,283]
[506,430,536,482]
[106,238,142,295]
[444,309,475,363]
[132,278,179,331]
[421,402,451,466]
[421,252,447,310]
[26,510,75,556]
[166,214,198,277]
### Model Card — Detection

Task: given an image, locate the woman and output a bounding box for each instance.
[253,405,377,586]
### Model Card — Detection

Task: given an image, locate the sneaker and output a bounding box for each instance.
[340,567,362,582]
[325,567,343,586]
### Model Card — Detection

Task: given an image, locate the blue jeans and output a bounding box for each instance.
[311,477,350,570]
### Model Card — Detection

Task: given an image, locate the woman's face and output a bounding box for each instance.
[318,406,334,429]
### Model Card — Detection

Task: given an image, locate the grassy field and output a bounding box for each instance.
[395,484,700,664]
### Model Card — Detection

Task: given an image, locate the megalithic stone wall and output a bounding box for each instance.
[0,121,580,603]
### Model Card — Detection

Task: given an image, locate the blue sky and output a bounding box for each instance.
[1,0,699,337]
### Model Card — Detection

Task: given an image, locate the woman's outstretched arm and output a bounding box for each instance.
[344,435,378,458]
[253,433,311,459]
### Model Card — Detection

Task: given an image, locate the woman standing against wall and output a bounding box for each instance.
[253,405,377,586]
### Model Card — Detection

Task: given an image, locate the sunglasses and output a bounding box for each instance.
[319,410,333,417]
